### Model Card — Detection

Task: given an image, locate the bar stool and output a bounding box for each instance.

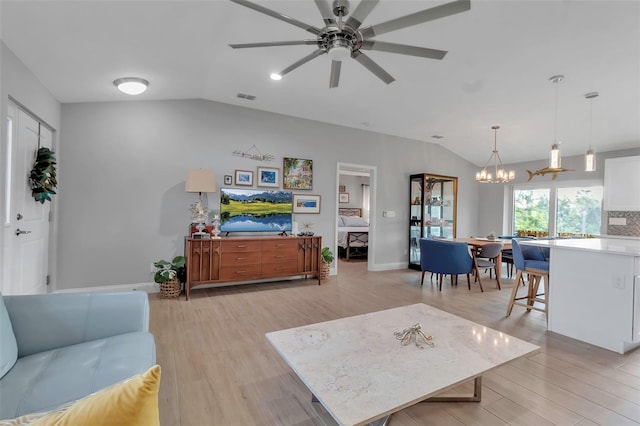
[506,239,549,320]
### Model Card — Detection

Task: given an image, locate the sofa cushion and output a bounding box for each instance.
[0,365,160,426]
[0,293,18,380]
[0,331,155,419]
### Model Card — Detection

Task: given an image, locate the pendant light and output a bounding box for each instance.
[548,75,564,169]
[475,125,515,183]
[584,92,598,172]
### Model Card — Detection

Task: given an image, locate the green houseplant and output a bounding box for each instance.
[154,256,186,298]
[321,247,334,264]
[320,247,333,280]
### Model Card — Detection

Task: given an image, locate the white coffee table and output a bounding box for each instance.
[266,303,539,426]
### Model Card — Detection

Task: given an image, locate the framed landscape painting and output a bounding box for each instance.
[257,166,279,188]
[283,158,313,190]
[293,194,320,214]
[234,170,253,186]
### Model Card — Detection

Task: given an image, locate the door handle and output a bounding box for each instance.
[16,228,32,236]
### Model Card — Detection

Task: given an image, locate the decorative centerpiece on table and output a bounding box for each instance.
[320,247,334,280]
[153,256,186,298]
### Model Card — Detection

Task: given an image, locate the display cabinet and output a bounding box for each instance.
[409,173,458,270]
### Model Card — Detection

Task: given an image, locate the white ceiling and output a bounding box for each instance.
[1,0,639,166]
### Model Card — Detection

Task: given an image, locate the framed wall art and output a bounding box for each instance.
[339,193,350,203]
[283,157,313,190]
[339,185,346,192]
[257,166,279,188]
[293,194,321,214]
[224,175,232,185]
[234,170,253,186]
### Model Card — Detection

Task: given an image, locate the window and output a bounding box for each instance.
[511,182,603,237]
[557,186,603,236]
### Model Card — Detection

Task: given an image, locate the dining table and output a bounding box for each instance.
[453,237,512,288]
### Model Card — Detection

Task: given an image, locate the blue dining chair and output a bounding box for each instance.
[419,238,482,291]
[506,238,549,319]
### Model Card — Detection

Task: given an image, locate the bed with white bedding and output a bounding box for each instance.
[337,208,368,261]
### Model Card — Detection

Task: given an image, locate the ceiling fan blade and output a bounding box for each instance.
[230,0,322,36]
[359,0,470,39]
[360,40,447,59]
[345,0,380,30]
[329,60,342,88]
[352,51,395,84]
[230,40,318,49]
[314,0,337,27]
[278,49,326,77]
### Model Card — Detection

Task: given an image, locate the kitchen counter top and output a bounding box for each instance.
[521,237,640,256]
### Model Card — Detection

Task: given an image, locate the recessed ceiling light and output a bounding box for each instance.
[113,77,149,95]
[270,73,282,81]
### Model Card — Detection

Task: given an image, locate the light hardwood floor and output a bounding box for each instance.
[150,260,640,425]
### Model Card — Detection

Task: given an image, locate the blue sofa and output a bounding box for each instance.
[0,291,156,420]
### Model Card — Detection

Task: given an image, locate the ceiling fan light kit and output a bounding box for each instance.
[229,0,471,88]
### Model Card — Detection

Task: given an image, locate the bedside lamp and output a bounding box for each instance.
[185,169,216,237]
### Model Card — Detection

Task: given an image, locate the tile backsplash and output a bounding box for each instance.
[607,211,640,237]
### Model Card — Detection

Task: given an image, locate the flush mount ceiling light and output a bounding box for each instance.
[113,77,149,95]
[584,92,599,172]
[476,125,515,183]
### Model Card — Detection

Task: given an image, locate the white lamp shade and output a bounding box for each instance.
[185,169,216,193]
[585,149,596,172]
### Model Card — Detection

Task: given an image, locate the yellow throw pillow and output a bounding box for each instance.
[29,365,161,426]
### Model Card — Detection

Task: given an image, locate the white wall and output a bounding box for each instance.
[338,174,369,209]
[58,99,479,289]
[0,41,61,292]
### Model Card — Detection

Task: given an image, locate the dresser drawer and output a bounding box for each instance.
[262,262,299,277]
[221,240,262,253]
[221,252,261,266]
[262,239,298,251]
[261,248,298,263]
[220,264,262,280]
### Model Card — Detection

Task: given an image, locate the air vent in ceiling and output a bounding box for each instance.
[237,93,256,100]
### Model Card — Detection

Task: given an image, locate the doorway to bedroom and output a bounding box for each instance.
[335,162,376,275]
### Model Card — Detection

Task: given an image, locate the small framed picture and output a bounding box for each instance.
[338,185,346,192]
[224,175,232,185]
[293,194,321,214]
[257,166,279,188]
[234,170,253,186]
[339,193,350,203]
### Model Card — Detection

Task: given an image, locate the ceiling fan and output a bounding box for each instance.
[229,0,471,88]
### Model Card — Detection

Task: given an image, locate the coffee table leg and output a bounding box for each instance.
[422,376,482,402]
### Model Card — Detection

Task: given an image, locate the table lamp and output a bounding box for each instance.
[185,169,216,237]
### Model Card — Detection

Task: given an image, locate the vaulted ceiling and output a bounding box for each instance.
[2,0,638,165]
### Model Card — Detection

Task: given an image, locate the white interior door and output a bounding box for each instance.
[2,103,52,295]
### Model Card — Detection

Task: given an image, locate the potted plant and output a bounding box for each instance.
[320,247,333,280]
[154,256,185,298]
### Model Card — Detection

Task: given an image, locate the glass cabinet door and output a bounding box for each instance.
[409,173,458,270]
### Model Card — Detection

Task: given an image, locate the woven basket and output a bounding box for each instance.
[159,277,181,298]
[320,262,330,280]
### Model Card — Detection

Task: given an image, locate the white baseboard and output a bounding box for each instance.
[53,282,159,294]
[369,262,408,271]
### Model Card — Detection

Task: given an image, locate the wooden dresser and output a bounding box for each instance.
[185,235,322,300]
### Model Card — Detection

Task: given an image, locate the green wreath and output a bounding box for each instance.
[30,147,57,204]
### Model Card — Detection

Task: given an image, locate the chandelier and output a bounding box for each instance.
[476,125,515,183]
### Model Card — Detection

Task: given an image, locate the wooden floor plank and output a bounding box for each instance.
[151,259,640,425]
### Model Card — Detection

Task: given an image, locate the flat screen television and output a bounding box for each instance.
[220,188,293,233]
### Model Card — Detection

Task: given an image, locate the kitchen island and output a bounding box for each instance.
[522,238,640,354]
